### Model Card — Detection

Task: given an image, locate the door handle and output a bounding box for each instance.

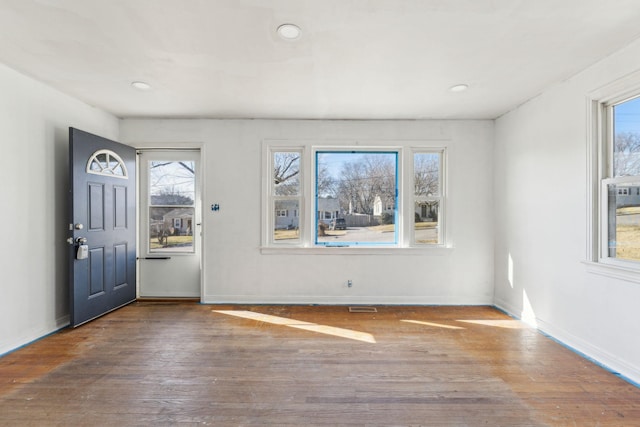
[76,237,87,245]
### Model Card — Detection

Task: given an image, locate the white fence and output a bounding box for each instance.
[345,213,376,227]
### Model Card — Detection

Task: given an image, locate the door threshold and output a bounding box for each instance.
[137,297,200,303]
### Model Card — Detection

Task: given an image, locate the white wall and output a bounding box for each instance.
[494,38,640,383]
[121,119,494,306]
[0,64,119,355]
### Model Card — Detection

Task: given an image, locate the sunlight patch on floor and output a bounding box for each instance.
[457,319,531,329]
[400,319,465,330]
[212,310,376,343]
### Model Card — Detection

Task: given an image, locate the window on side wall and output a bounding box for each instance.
[601,95,640,264]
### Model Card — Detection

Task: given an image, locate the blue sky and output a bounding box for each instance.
[615,96,640,134]
[316,151,396,179]
[149,161,195,198]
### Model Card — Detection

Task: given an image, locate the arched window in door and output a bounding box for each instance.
[86,149,129,178]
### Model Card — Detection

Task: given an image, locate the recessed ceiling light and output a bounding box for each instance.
[131,81,151,90]
[277,23,301,40]
[449,84,469,93]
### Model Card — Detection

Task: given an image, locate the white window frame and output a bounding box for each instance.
[586,71,640,281]
[262,140,450,253]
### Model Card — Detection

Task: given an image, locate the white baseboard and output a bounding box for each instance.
[202,294,494,306]
[494,298,640,387]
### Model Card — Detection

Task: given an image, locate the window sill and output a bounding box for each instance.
[582,260,640,284]
[260,246,453,255]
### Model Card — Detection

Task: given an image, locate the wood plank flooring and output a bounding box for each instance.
[1,303,639,426]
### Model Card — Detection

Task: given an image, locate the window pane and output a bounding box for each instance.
[274,152,300,196]
[112,164,124,176]
[149,207,194,253]
[316,152,397,245]
[96,153,108,170]
[414,201,439,244]
[414,152,441,245]
[108,155,120,172]
[414,153,440,196]
[149,161,195,205]
[613,96,640,177]
[274,199,300,241]
[607,183,640,261]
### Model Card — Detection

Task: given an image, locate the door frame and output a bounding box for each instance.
[134,143,205,300]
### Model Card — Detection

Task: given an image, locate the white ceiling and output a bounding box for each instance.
[1,0,640,120]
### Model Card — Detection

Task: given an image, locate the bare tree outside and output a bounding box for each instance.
[317,163,338,198]
[614,131,640,177]
[273,152,300,196]
[414,153,440,196]
[414,152,441,244]
[322,153,395,215]
[150,161,195,205]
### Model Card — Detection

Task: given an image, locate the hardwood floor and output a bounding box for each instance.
[1,303,639,426]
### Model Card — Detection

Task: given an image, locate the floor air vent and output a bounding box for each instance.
[348,306,377,313]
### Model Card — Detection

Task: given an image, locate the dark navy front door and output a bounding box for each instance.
[69,128,136,327]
